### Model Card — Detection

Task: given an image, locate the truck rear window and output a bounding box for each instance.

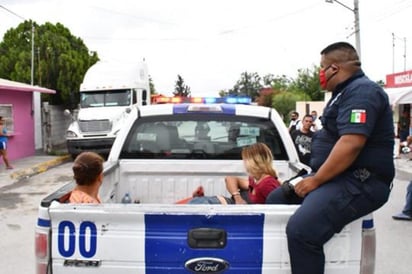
[119,114,288,160]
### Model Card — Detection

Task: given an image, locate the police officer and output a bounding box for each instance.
[266,42,394,274]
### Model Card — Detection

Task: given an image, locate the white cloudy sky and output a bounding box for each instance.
[1,0,412,96]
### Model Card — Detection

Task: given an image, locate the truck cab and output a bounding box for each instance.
[65,61,150,158]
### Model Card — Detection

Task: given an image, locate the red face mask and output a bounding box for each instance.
[319,65,333,90]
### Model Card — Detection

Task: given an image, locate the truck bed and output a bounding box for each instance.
[100,159,297,204]
[42,159,364,273]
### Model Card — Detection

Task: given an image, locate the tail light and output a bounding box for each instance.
[360,214,376,274]
[35,231,49,274]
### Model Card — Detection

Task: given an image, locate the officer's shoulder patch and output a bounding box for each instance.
[350,109,366,123]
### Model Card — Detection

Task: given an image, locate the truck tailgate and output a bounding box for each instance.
[49,203,362,274]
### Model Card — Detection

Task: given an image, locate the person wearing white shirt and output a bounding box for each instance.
[310,110,323,132]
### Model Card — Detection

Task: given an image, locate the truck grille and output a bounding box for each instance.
[79,120,111,133]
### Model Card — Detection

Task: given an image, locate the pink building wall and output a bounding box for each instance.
[0,91,35,162]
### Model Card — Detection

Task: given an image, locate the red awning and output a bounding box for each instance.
[0,78,55,94]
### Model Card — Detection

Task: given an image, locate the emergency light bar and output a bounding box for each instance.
[152,96,252,105]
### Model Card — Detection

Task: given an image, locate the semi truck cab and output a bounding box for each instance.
[65,61,150,158]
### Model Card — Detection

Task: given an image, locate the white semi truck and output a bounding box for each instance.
[65,61,150,158]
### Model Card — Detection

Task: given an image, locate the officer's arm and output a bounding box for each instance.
[312,134,367,185]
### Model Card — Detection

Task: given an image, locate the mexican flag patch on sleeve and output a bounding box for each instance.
[350,109,366,123]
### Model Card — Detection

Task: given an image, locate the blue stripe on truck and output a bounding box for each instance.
[145,214,264,273]
[362,218,374,229]
[220,105,236,114]
[37,218,51,228]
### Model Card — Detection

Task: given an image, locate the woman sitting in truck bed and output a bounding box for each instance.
[69,152,104,204]
[188,142,281,204]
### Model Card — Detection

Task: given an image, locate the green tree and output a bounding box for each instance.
[263,74,292,91]
[256,88,274,107]
[220,68,323,110]
[0,20,98,107]
[173,74,191,97]
[218,89,228,97]
[229,71,263,101]
[149,75,156,95]
[272,91,306,123]
[376,79,385,87]
[289,65,322,101]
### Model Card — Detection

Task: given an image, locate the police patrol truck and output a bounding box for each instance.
[36,97,376,274]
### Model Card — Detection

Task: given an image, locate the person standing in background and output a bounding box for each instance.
[393,181,412,221]
[311,110,323,132]
[288,111,301,133]
[0,116,13,170]
[291,114,313,166]
[398,110,410,154]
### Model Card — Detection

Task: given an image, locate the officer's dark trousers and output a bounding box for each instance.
[266,172,391,274]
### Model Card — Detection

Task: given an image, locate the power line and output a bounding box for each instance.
[374,0,412,22]
[0,4,26,20]
[89,5,177,26]
[0,5,34,85]
[218,3,320,36]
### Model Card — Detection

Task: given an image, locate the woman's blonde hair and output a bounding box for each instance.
[242,142,277,179]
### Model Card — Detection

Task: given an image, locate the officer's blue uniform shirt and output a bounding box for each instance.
[311,69,395,180]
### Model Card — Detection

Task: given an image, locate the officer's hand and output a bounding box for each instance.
[294,176,320,197]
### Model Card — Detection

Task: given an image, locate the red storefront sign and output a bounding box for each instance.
[386,70,412,88]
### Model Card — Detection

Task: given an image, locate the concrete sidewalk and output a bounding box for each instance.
[0,151,71,188]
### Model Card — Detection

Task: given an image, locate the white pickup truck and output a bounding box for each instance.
[36,99,376,274]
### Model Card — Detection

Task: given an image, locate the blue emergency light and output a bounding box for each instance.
[153,96,252,105]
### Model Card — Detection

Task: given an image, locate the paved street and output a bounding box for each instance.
[0,162,73,274]
[0,157,411,273]
[374,175,411,274]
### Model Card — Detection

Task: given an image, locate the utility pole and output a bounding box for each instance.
[0,5,34,86]
[393,33,395,73]
[392,33,407,73]
[325,0,361,59]
[31,24,34,85]
[403,37,407,72]
[1,5,43,150]
[353,0,361,59]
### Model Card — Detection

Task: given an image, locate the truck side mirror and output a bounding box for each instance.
[63,109,71,117]
[142,89,147,105]
[63,109,74,122]
[132,89,137,105]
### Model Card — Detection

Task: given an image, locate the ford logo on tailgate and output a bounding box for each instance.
[185,257,229,273]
